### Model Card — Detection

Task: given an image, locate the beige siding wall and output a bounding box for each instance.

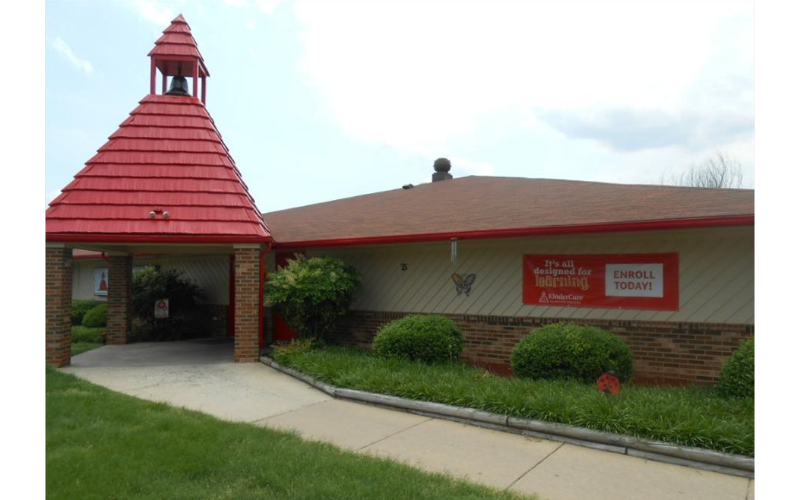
[72,259,104,301]
[306,226,754,325]
[72,254,230,305]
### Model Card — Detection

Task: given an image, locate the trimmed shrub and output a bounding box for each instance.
[82,304,107,328]
[717,338,754,398]
[511,323,634,383]
[373,315,463,363]
[71,300,103,326]
[265,255,361,341]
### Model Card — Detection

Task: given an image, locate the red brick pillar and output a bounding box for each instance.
[234,245,262,362]
[46,245,72,367]
[106,254,133,345]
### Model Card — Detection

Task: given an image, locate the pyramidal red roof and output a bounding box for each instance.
[46,17,270,244]
[148,15,209,77]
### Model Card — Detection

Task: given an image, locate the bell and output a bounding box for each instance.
[165,76,190,96]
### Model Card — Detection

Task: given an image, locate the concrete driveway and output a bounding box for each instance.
[63,339,754,500]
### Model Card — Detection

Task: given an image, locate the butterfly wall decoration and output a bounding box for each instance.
[451,273,476,296]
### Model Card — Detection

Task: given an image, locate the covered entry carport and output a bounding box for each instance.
[45,15,271,366]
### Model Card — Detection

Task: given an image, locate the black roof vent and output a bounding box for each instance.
[402,184,414,190]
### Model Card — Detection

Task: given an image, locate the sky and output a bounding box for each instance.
[45,0,754,213]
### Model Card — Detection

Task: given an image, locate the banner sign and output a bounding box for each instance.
[523,253,679,311]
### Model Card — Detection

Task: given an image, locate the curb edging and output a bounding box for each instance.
[260,356,754,479]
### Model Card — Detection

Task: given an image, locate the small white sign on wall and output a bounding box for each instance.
[154,299,169,319]
[605,263,664,298]
[93,268,108,296]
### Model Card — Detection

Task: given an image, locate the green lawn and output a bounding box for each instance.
[273,347,755,457]
[71,325,105,343]
[71,342,103,356]
[70,325,105,357]
[46,368,530,500]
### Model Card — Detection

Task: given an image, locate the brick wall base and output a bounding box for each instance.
[106,255,133,345]
[234,247,261,362]
[328,311,754,385]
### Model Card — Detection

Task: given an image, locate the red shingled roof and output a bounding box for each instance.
[262,177,754,247]
[148,14,209,77]
[46,94,270,243]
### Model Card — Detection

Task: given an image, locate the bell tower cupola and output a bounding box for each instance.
[148,14,210,103]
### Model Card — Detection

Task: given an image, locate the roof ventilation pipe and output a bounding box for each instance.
[432,158,453,182]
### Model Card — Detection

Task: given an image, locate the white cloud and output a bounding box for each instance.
[131,0,174,25]
[52,37,93,73]
[221,0,249,8]
[246,20,257,31]
[218,0,288,14]
[294,2,753,154]
[256,0,288,14]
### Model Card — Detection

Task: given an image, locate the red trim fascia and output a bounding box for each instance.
[47,233,272,244]
[273,216,754,249]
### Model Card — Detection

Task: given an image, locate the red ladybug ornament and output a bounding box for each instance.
[597,372,621,396]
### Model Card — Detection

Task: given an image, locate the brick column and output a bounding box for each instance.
[234,245,262,362]
[46,245,72,367]
[106,254,133,345]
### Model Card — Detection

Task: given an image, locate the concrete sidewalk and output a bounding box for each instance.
[63,339,754,500]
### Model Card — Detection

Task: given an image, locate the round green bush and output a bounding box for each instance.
[717,338,754,398]
[265,255,360,341]
[71,300,103,326]
[82,304,107,328]
[511,323,634,383]
[373,315,463,363]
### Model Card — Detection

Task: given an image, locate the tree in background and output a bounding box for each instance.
[265,255,361,341]
[662,152,744,189]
